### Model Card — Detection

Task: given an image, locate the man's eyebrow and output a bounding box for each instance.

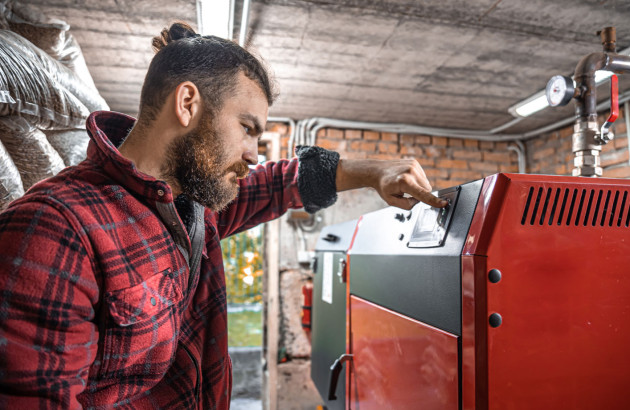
[240,113,264,136]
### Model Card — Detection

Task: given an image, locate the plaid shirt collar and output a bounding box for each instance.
[86,111,174,204]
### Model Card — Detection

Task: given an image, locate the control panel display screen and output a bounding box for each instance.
[408,186,460,248]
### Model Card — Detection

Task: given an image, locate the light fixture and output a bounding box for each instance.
[508,47,630,118]
[594,70,614,83]
[508,90,549,118]
[196,0,234,38]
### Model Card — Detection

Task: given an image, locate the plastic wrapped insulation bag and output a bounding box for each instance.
[1,31,107,113]
[45,128,89,166]
[0,30,90,129]
[0,116,65,190]
[53,34,98,92]
[2,1,101,95]
[3,1,70,59]
[0,138,23,210]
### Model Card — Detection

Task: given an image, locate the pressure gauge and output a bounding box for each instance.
[546,75,575,107]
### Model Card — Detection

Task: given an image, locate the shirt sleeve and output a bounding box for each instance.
[0,200,98,409]
[215,146,340,238]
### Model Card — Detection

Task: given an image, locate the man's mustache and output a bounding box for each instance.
[226,161,250,179]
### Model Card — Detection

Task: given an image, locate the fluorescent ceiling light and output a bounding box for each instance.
[508,47,630,118]
[508,90,549,117]
[594,70,614,83]
[196,0,233,38]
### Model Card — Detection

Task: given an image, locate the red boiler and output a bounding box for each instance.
[311,173,630,409]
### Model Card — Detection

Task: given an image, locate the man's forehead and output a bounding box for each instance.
[228,74,269,122]
[233,71,267,99]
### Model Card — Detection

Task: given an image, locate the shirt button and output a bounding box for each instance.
[171,221,177,226]
[157,189,165,196]
[150,297,156,306]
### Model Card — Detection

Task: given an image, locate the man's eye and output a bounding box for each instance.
[243,124,251,134]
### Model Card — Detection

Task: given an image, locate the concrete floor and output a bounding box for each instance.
[231,398,262,410]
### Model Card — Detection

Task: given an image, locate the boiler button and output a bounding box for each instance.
[489,313,503,328]
[488,269,502,283]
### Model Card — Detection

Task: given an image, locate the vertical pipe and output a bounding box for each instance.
[508,143,526,174]
[228,0,235,40]
[196,0,204,34]
[239,0,251,46]
[268,117,295,158]
[262,132,280,410]
[307,118,320,145]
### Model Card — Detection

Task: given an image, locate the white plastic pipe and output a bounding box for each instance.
[238,0,251,46]
[196,0,231,38]
[508,142,526,174]
[267,116,295,155]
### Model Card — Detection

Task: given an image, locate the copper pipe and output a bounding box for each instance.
[599,27,616,53]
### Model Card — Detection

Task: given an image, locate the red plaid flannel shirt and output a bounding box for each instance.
[0,111,306,409]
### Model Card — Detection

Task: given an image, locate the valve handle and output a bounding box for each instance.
[600,74,619,143]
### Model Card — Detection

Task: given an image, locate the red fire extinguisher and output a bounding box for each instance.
[301,281,313,342]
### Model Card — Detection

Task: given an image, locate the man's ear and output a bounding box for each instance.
[174,81,202,128]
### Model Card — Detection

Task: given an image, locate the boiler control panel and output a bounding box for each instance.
[408,186,460,248]
[348,179,482,336]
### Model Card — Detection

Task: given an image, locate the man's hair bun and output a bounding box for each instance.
[152,21,198,54]
[140,20,276,123]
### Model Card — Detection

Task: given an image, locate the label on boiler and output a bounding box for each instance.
[322,252,333,304]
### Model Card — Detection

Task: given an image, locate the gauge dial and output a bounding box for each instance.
[546,75,575,107]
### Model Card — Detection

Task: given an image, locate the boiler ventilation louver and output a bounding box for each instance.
[520,186,630,227]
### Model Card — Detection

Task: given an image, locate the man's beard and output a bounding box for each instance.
[161,117,250,211]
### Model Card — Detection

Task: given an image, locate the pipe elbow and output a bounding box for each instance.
[574,52,608,79]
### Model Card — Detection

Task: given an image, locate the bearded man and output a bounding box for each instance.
[0,21,444,409]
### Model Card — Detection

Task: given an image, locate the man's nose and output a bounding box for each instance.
[243,141,258,166]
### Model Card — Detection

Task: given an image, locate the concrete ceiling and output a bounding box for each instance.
[17,0,630,135]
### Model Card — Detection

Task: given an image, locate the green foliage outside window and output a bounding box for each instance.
[223,227,264,347]
[222,226,264,305]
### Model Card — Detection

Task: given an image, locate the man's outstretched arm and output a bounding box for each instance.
[296,145,446,214]
[217,145,445,237]
[336,158,448,209]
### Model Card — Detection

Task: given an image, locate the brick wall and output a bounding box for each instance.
[269,114,630,182]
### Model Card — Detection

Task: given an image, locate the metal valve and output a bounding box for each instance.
[596,74,619,144]
[547,26,630,177]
